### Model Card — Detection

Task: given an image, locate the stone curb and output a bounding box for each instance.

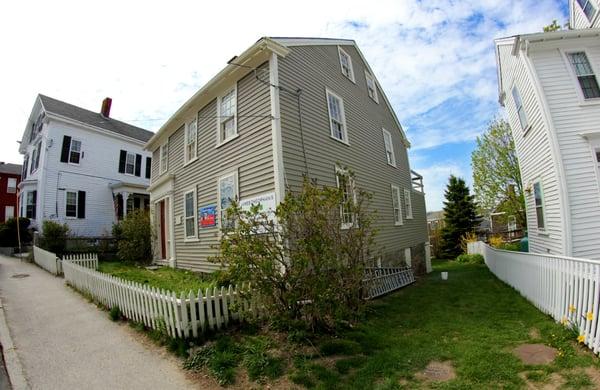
[0,297,29,389]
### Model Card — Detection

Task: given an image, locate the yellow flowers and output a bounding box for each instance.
[569,305,576,313]
[577,334,586,344]
[561,317,568,325]
[587,312,594,321]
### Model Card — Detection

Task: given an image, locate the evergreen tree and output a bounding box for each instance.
[439,175,479,259]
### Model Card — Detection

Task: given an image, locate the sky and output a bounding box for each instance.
[1,0,569,211]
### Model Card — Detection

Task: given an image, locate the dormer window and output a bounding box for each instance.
[576,0,597,22]
[338,47,355,82]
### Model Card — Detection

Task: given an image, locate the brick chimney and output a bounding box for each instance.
[100,97,112,118]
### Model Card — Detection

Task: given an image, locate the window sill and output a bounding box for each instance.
[184,237,200,243]
[387,162,397,168]
[406,216,413,220]
[216,133,240,149]
[330,135,350,146]
[537,230,549,236]
[342,74,356,84]
[183,157,198,168]
[394,222,404,226]
[579,98,600,107]
[369,95,379,104]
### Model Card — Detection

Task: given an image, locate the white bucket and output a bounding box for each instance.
[441,272,448,280]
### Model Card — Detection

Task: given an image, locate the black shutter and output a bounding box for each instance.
[32,191,37,219]
[60,136,71,163]
[118,150,127,173]
[145,157,152,179]
[77,191,86,219]
[134,154,142,177]
[117,195,123,220]
[134,197,140,210]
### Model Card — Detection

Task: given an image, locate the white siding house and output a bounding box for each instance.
[18,95,154,237]
[495,24,600,258]
[570,0,600,29]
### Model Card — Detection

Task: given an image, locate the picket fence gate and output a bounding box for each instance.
[363,267,415,299]
[62,260,255,339]
[469,241,600,354]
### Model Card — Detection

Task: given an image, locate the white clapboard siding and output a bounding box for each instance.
[363,267,416,299]
[33,246,61,275]
[62,259,254,339]
[469,241,600,354]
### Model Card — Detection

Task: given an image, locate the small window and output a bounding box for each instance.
[533,181,545,230]
[218,171,238,230]
[66,191,78,218]
[5,206,14,222]
[125,153,135,175]
[391,185,403,225]
[218,88,237,144]
[184,188,197,239]
[31,141,41,173]
[568,52,600,99]
[404,189,413,219]
[26,190,36,219]
[338,47,355,82]
[159,143,168,174]
[365,71,379,103]
[69,139,82,164]
[185,119,197,163]
[511,86,528,131]
[336,167,356,229]
[326,89,348,143]
[7,178,17,194]
[576,0,597,21]
[382,129,396,166]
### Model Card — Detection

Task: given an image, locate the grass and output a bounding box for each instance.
[98,261,218,294]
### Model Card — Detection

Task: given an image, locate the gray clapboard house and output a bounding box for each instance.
[145,37,429,273]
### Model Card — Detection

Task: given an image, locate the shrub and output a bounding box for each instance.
[114,210,152,264]
[459,231,478,253]
[0,217,31,247]
[39,220,69,256]
[456,254,485,264]
[488,235,503,249]
[109,306,122,321]
[500,242,521,252]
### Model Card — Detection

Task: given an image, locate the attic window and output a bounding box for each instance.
[338,47,355,82]
[365,71,379,103]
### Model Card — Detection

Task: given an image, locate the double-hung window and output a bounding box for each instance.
[576,0,598,21]
[66,191,78,218]
[365,71,378,103]
[382,129,396,166]
[533,181,545,230]
[391,185,403,225]
[326,89,348,143]
[125,152,135,175]
[7,178,17,194]
[218,88,237,144]
[31,141,41,174]
[338,47,355,82]
[60,136,81,164]
[567,52,600,99]
[185,119,197,163]
[218,171,238,230]
[336,167,356,229]
[511,86,528,131]
[26,190,36,219]
[159,143,168,174]
[404,189,413,219]
[184,188,197,239]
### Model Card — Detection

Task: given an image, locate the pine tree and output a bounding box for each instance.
[439,175,479,259]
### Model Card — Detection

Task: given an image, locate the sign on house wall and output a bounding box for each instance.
[239,192,277,233]
[199,205,217,228]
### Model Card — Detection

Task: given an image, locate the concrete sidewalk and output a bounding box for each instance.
[0,255,196,390]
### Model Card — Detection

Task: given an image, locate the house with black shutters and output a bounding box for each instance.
[18,94,153,237]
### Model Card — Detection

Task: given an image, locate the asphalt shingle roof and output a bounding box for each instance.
[39,95,154,142]
[0,163,22,175]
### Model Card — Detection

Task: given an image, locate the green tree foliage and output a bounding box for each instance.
[0,217,31,247]
[212,176,376,332]
[39,220,69,256]
[543,20,562,32]
[471,118,526,228]
[114,209,152,264]
[439,176,479,258]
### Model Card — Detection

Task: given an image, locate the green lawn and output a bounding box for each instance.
[277,260,598,389]
[98,262,218,294]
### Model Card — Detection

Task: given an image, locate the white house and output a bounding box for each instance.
[494,2,600,258]
[18,95,154,237]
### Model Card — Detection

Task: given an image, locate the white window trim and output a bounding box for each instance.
[65,190,78,219]
[533,179,546,232]
[391,184,403,226]
[183,187,198,241]
[337,46,355,83]
[6,177,17,194]
[68,138,82,165]
[124,152,136,176]
[216,86,239,147]
[560,48,600,106]
[325,88,349,145]
[335,166,357,229]
[404,188,413,219]
[382,128,397,167]
[575,0,598,23]
[511,84,530,133]
[159,143,168,175]
[218,169,239,232]
[365,70,379,103]
[184,119,198,165]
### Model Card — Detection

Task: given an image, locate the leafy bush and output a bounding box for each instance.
[0,217,31,247]
[39,220,69,256]
[212,175,376,332]
[114,210,152,264]
[456,254,485,264]
[500,242,521,252]
[109,306,122,321]
[488,235,503,248]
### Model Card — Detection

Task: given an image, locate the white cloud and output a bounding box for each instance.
[414,162,470,212]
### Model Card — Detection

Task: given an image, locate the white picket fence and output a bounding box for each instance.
[469,241,600,354]
[62,260,255,339]
[33,246,61,275]
[363,267,415,299]
[63,253,98,270]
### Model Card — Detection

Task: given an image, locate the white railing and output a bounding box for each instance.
[363,267,415,299]
[469,241,600,354]
[63,253,98,270]
[62,260,255,339]
[33,246,61,275]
